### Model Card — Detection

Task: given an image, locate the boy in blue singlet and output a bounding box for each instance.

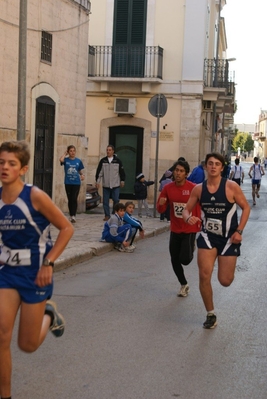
[183,152,250,329]
[0,141,74,399]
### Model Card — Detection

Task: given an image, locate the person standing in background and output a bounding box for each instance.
[95,145,126,221]
[134,173,154,218]
[159,170,173,222]
[60,145,85,223]
[187,161,206,184]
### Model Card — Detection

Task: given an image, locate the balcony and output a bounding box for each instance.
[73,0,91,12]
[203,59,235,98]
[203,58,235,113]
[88,45,163,81]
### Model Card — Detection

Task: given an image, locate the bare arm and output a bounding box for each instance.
[79,169,85,181]
[59,151,68,163]
[182,185,202,225]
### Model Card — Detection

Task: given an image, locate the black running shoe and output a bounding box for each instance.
[203,313,217,329]
[45,301,65,337]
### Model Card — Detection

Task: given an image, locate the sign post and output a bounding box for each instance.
[148,94,168,217]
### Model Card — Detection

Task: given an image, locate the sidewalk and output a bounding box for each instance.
[52,206,170,272]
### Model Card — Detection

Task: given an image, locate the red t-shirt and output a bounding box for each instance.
[157,180,201,234]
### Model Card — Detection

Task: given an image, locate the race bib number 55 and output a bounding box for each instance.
[0,246,31,266]
[173,202,186,218]
[205,218,223,236]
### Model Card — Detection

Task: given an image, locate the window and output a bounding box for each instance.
[112,0,147,77]
[41,31,52,63]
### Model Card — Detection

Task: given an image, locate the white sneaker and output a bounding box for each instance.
[124,247,134,253]
[128,245,136,250]
[178,284,190,297]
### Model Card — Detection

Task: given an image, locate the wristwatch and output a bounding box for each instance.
[43,258,54,267]
[236,229,243,235]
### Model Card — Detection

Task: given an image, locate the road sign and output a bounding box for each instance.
[148,94,168,118]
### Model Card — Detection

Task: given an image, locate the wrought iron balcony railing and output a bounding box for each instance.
[88,45,163,79]
[204,59,235,96]
[73,0,91,11]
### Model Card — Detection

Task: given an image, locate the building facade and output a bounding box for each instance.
[86,0,235,200]
[0,0,91,211]
[254,111,267,160]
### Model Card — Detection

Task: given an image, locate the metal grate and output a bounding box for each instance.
[41,31,52,63]
[88,45,163,79]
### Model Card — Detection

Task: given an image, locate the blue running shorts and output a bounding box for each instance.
[0,266,53,303]
[197,231,241,256]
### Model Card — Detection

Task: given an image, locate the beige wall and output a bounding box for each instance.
[0,0,89,211]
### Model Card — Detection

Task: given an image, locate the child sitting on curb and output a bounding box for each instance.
[101,203,133,252]
[123,201,145,250]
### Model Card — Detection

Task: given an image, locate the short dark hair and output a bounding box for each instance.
[107,145,115,151]
[67,145,76,152]
[254,156,259,163]
[114,202,125,212]
[0,140,30,167]
[205,152,225,166]
[172,160,190,174]
[235,158,240,165]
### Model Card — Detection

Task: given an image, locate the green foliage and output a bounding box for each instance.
[232,132,254,153]
[244,135,254,152]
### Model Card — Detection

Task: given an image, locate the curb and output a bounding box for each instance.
[54,224,170,272]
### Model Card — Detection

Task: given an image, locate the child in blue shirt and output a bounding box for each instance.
[101,203,133,252]
[123,201,145,250]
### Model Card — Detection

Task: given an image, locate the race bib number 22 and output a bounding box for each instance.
[173,202,186,218]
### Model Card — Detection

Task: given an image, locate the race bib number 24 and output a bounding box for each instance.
[0,246,31,266]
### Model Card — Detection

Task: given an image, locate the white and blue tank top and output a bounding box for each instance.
[0,184,53,272]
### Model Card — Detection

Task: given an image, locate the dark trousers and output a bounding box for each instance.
[169,232,196,285]
[103,187,120,217]
[65,184,81,216]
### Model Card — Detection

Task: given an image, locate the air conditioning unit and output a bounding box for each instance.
[114,98,136,115]
[203,100,213,111]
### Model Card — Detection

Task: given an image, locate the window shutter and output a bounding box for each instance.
[131,0,146,45]
[112,0,147,77]
[114,0,129,45]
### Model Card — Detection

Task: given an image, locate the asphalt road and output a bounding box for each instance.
[11,161,267,399]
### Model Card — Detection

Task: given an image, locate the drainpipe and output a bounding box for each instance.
[211,0,221,152]
[17,0,27,141]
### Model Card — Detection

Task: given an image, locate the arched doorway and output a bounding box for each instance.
[33,96,55,197]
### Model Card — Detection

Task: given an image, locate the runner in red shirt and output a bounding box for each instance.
[157,160,201,297]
